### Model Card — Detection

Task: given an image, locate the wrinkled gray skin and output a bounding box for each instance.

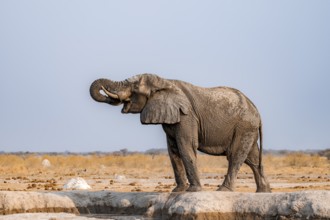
[90,74,271,192]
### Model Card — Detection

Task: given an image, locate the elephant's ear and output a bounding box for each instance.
[140,89,190,124]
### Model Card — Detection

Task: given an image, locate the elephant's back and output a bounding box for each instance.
[211,86,261,128]
[172,80,261,128]
[198,86,261,128]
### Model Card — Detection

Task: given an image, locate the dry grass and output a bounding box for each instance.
[0,153,328,176]
[0,154,172,176]
[263,153,329,176]
[265,153,328,168]
[0,152,329,192]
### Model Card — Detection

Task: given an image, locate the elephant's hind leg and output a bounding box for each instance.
[245,144,271,192]
[217,130,257,192]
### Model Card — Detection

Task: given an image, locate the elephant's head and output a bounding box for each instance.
[90,74,189,124]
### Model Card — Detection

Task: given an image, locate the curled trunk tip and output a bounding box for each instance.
[90,80,105,102]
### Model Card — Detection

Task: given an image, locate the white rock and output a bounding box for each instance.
[63,177,91,190]
[120,199,131,207]
[41,159,51,168]
[114,174,126,180]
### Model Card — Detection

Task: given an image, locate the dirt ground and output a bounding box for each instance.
[0,153,329,193]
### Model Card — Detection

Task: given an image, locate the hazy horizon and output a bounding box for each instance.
[1,1,329,152]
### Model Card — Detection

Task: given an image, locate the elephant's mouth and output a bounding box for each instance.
[122,102,132,113]
[101,86,132,112]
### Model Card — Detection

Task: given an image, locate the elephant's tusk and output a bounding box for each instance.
[101,86,119,99]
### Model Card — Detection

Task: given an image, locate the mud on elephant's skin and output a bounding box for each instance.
[90,74,271,193]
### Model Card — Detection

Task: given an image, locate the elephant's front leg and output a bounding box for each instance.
[166,134,188,192]
[178,143,202,192]
[175,120,202,192]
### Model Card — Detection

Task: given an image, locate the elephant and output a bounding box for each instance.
[90,73,271,193]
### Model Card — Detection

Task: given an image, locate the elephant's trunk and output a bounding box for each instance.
[89,78,131,105]
[90,79,108,103]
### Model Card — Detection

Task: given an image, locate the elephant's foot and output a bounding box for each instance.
[186,185,202,192]
[172,184,189,192]
[217,184,233,192]
[256,185,272,193]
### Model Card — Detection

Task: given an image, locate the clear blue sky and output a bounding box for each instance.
[0,1,329,152]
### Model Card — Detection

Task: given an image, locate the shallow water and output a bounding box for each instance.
[82,214,158,220]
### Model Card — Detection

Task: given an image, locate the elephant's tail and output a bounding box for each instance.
[259,122,263,170]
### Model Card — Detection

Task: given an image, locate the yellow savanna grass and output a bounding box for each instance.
[0,152,328,176]
[264,153,328,168]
